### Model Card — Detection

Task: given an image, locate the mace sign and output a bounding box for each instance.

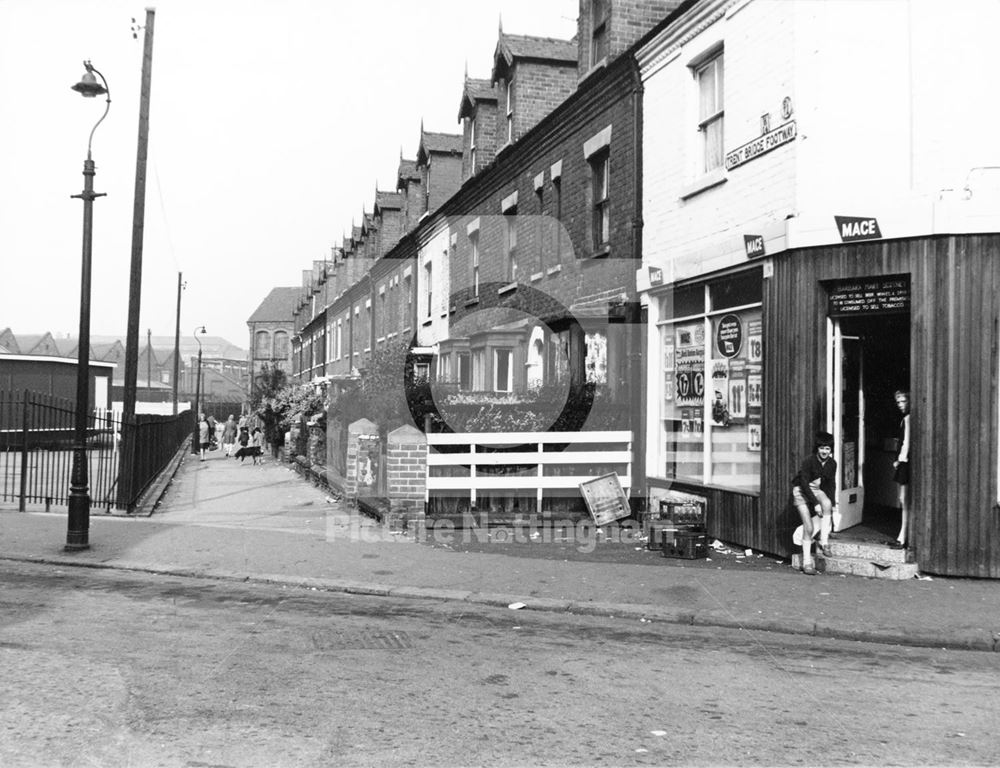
[834,215,882,242]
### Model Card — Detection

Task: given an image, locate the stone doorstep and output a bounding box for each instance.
[827,538,910,564]
[792,552,920,580]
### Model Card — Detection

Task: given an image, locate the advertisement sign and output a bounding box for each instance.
[834,215,882,242]
[828,275,910,317]
[710,360,730,427]
[715,314,743,358]
[579,473,631,526]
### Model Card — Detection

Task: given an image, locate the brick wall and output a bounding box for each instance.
[577,0,681,73]
[426,152,463,213]
[512,60,578,142]
[386,424,426,528]
[447,62,640,341]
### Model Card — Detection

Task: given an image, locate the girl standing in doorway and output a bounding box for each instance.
[890,390,911,549]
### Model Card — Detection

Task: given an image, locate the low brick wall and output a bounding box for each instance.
[386,424,427,531]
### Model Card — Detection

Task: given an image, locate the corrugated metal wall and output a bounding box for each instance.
[760,234,1000,577]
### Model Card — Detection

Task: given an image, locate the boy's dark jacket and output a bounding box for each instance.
[793,454,837,510]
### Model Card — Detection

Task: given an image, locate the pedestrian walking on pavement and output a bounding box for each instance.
[221,414,237,457]
[197,412,212,462]
[889,390,911,550]
[791,431,837,575]
[249,427,264,465]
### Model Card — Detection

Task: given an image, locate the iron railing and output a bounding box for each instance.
[0,390,191,513]
[115,410,193,511]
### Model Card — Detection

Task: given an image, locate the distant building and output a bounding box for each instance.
[247,287,299,390]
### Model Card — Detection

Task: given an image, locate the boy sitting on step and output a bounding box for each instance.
[791,431,837,575]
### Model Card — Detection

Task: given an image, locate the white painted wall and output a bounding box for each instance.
[416,224,451,348]
[640,0,1000,286]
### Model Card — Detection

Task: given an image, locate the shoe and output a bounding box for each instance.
[801,562,817,575]
[818,543,833,557]
[888,540,906,550]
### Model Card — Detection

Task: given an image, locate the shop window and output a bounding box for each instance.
[658,271,762,492]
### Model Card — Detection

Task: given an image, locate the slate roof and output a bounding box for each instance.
[246,287,301,324]
[493,33,577,81]
[397,158,420,185]
[458,77,497,120]
[420,130,463,156]
[374,190,403,212]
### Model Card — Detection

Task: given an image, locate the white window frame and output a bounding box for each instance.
[424,261,433,319]
[471,231,480,298]
[591,151,610,249]
[493,348,513,393]
[694,47,724,175]
[506,79,514,144]
[469,115,477,170]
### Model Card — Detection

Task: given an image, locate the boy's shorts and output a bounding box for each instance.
[792,486,832,511]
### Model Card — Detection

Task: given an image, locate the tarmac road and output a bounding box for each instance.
[2,560,998,768]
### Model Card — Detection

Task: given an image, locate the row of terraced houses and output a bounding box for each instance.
[248,0,1000,578]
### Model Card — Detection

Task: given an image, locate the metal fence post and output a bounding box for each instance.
[18,390,29,511]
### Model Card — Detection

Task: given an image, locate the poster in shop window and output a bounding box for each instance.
[675,348,704,404]
[748,415,762,452]
[747,368,762,409]
[710,360,730,427]
[728,359,747,420]
[747,320,763,363]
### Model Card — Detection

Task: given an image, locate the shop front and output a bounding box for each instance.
[646,234,1000,577]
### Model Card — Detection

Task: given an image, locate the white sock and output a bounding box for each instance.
[819,516,832,546]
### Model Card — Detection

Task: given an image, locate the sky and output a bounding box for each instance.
[0,0,578,351]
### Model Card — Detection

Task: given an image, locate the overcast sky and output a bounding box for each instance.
[0,0,577,350]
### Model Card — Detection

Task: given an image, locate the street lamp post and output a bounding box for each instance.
[66,61,110,552]
[191,326,206,453]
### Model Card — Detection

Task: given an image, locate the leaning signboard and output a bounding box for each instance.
[578,473,631,526]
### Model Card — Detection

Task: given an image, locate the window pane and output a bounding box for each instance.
[704,118,723,172]
[495,350,511,392]
[709,269,762,310]
[661,322,705,484]
[663,284,704,319]
[698,60,717,120]
[707,308,762,492]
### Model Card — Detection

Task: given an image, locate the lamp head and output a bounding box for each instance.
[72,62,107,98]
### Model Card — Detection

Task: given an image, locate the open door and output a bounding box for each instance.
[828,319,865,531]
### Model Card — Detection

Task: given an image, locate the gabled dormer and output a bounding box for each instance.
[492,29,577,148]
[416,126,463,215]
[458,76,499,181]
[577,0,683,75]
[397,154,424,232]
[374,190,404,252]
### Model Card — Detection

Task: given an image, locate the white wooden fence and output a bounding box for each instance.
[425,430,632,511]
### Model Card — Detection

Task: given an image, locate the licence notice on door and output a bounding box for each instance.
[579,473,631,526]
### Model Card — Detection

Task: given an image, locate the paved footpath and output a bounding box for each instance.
[2,448,999,652]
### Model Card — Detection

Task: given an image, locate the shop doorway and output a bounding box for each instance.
[827,312,910,535]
